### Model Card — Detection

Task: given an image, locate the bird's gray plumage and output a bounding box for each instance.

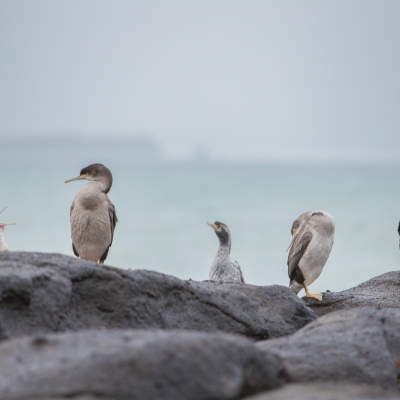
[207,221,244,283]
[65,163,118,263]
[287,210,335,296]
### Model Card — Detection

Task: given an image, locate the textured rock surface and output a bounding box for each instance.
[244,383,400,400]
[0,252,314,340]
[303,271,400,317]
[0,329,287,400]
[258,307,400,391]
[219,283,316,338]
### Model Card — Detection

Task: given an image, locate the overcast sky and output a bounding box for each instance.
[0,1,399,161]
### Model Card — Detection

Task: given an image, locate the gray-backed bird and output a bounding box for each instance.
[65,163,118,263]
[287,210,335,301]
[207,221,244,283]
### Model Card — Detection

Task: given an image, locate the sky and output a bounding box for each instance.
[0,1,399,162]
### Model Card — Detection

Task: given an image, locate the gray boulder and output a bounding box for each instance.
[258,307,400,391]
[0,252,314,340]
[219,282,316,338]
[303,271,400,317]
[0,329,287,400]
[243,383,400,400]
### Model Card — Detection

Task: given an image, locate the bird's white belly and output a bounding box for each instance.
[71,205,111,262]
[299,236,333,286]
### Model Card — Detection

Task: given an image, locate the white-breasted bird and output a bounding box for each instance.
[207,221,244,283]
[286,210,335,301]
[65,163,118,263]
[0,207,15,251]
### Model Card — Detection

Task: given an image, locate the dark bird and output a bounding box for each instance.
[287,210,335,301]
[0,207,15,251]
[206,221,244,283]
[65,163,118,263]
[398,221,400,249]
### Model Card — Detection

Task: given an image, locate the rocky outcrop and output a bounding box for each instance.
[303,271,400,317]
[219,283,316,338]
[258,307,400,391]
[0,252,314,340]
[0,329,287,400]
[244,383,400,400]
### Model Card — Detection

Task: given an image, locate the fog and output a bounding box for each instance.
[0,1,399,162]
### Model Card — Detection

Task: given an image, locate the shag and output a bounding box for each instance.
[398,221,400,249]
[207,221,244,283]
[0,207,15,251]
[65,163,118,263]
[287,210,335,301]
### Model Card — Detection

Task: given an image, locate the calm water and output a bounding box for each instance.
[1,161,400,293]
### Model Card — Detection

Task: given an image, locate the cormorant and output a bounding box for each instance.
[287,210,335,301]
[65,163,118,263]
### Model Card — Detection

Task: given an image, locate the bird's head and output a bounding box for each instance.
[65,163,113,192]
[206,221,231,246]
[0,223,15,232]
[0,207,15,232]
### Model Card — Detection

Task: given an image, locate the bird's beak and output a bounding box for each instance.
[0,223,15,227]
[206,221,217,230]
[64,174,89,184]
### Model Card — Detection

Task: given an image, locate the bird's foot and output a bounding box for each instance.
[306,292,323,301]
[303,284,323,301]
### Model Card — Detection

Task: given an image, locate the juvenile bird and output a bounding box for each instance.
[65,163,118,263]
[0,207,15,251]
[287,210,335,301]
[207,221,244,283]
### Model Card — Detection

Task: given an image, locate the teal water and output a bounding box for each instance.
[1,161,400,293]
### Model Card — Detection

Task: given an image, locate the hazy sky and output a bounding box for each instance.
[0,1,399,161]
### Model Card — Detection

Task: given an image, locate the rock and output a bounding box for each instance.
[257,307,400,391]
[0,252,265,339]
[0,252,314,340]
[219,283,316,338]
[303,271,400,317]
[0,329,287,400]
[243,383,400,400]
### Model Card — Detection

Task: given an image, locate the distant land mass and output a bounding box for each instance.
[1,135,162,163]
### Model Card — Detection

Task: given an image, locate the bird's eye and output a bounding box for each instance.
[215,225,220,229]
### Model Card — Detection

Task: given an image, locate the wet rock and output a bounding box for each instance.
[243,383,400,400]
[303,271,400,317]
[258,307,400,391]
[0,329,287,400]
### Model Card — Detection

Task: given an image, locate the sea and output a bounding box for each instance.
[1,160,400,294]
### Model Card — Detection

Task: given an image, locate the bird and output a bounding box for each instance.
[0,206,15,251]
[398,221,400,249]
[206,221,245,283]
[65,163,118,263]
[286,210,335,301]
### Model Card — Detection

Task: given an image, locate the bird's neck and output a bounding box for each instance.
[217,239,231,256]
[0,231,9,251]
[88,180,111,194]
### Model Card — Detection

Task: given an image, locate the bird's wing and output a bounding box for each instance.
[70,200,75,217]
[108,199,118,247]
[230,258,245,283]
[287,230,313,279]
